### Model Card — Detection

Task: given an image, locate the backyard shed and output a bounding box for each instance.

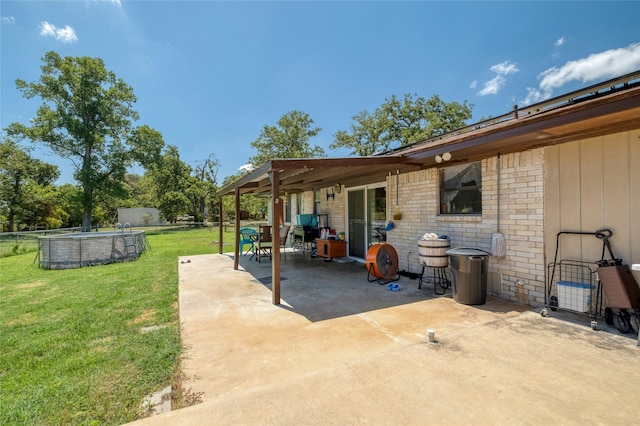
[117,208,165,227]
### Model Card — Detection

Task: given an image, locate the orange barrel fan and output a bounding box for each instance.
[366,243,399,279]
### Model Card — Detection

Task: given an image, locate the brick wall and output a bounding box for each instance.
[298,149,546,307]
[320,186,346,232]
[386,149,546,307]
[293,188,346,232]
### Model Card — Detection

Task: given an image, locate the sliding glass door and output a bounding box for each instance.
[348,189,366,258]
[347,184,386,259]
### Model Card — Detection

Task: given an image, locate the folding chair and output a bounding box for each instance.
[256,225,273,263]
[279,225,291,260]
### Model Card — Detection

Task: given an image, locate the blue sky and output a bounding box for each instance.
[2,1,640,185]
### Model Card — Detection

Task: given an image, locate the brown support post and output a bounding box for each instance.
[233,188,241,270]
[271,169,281,305]
[218,196,224,255]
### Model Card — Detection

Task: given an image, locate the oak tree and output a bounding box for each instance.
[249,110,325,167]
[331,94,473,156]
[6,51,164,231]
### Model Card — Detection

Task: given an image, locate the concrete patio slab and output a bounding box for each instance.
[129,251,638,425]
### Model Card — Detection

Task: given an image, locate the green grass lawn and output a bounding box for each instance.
[0,227,236,425]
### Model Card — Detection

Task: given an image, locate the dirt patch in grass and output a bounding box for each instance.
[133,309,157,324]
[17,280,45,289]
[92,336,116,344]
[6,312,37,326]
[91,336,117,352]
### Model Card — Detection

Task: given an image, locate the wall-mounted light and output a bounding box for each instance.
[326,187,335,201]
[435,152,452,163]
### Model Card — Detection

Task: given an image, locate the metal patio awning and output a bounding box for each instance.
[216,71,640,305]
[217,156,418,197]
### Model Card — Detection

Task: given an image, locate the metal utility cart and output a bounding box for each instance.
[543,230,612,322]
[544,259,598,318]
[543,228,640,336]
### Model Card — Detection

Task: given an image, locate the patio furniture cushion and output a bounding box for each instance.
[256,240,272,263]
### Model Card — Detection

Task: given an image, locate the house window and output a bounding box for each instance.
[439,162,482,214]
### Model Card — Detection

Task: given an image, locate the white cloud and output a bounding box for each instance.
[39,21,56,36]
[477,76,506,96]
[2,16,16,23]
[552,37,565,59]
[490,61,518,76]
[469,80,477,89]
[540,43,640,91]
[520,87,549,106]
[477,60,519,96]
[521,42,640,105]
[39,21,78,43]
[239,164,254,173]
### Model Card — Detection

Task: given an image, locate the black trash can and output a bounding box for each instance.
[446,248,490,305]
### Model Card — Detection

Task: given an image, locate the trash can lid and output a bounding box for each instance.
[446,247,490,256]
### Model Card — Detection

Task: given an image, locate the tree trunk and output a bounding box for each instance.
[199,196,206,220]
[81,143,93,232]
[9,175,20,232]
[82,209,92,232]
[8,211,15,232]
[81,185,93,232]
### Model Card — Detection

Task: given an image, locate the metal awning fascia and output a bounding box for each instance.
[217,156,412,197]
